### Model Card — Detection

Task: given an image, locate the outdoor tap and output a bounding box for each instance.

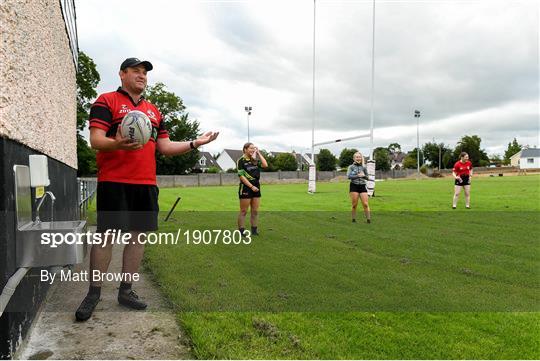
[35,191,56,224]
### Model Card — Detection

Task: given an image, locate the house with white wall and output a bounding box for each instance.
[517,148,540,169]
[193,152,221,172]
[216,149,243,172]
[509,150,522,167]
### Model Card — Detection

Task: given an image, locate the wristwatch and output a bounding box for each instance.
[190,141,197,149]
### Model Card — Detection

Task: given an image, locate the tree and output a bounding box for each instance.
[441,149,454,169]
[76,51,100,176]
[373,147,390,171]
[77,136,97,176]
[403,153,417,169]
[259,150,277,172]
[489,154,503,167]
[503,138,522,165]
[274,153,298,171]
[145,83,201,174]
[145,82,185,120]
[452,135,489,167]
[77,52,100,131]
[387,143,401,155]
[422,142,450,169]
[338,148,358,168]
[317,149,337,171]
[403,148,425,169]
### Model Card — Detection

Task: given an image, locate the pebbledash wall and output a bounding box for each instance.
[0,0,78,359]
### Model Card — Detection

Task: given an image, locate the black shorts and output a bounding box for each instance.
[96,181,159,232]
[455,175,471,186]
[349,183,368,194]
[239,181,261,199]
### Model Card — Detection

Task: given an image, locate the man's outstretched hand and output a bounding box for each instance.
[195,131,219,147]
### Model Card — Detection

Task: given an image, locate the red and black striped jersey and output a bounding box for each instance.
[88,87,169,185]
[453,160,473,177]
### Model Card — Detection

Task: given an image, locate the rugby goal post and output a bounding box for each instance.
[305,133,376,196]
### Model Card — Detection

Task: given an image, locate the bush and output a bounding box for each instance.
[338,148,358,168]
[274,153,298,171]
[317,149,337,171]
[420,165,428,175]
[207,166,220,174]
[226,168,237,174]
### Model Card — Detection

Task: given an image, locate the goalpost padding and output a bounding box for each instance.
[366,160,376,197]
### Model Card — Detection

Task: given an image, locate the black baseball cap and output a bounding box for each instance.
[120,58,153,71]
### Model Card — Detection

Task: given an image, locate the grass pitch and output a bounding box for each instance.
[140,175,540,359]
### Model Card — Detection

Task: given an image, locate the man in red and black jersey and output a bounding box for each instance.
[452,151,473,209]
[76,58,219,321]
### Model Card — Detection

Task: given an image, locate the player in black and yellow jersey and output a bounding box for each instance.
[237,142,268,235]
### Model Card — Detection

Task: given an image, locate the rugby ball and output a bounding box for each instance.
[120,110,152,145]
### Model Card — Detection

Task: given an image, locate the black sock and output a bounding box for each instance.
[88,285,101,299]
[119,282,132,294]
[251,226,258,234]
[239,227,245,235]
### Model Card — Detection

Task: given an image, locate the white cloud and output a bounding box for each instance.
[76,0,539,156]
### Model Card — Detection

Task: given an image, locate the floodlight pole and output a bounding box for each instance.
[415,110,421,177]
[244,106,252,142]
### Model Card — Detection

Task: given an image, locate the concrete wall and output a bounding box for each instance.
[0,0,77,168]
[83,167,533,190]
[154,171,339,187]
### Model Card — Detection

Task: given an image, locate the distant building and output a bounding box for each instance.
[298,152,318,170]
[216,149,243,172]
[513,148,540,169]
[193,152,221,172]
[509,150,522,167]
[267,151,319,171]
[216,149,319,171]
[390,152,406,170]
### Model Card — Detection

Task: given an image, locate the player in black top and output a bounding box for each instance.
[237,142,268,235]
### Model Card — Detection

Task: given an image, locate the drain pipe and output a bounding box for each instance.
[0,268,30,317]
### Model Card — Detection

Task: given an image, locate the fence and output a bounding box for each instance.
[78,178,97,219]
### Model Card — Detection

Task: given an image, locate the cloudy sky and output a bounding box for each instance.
[76,0,539,157]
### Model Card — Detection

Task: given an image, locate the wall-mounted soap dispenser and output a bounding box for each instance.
[29,155,50,188]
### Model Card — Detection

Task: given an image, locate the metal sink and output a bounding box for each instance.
[16,220,87,267]
[19,220,86,232]
[14,165,87,268]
